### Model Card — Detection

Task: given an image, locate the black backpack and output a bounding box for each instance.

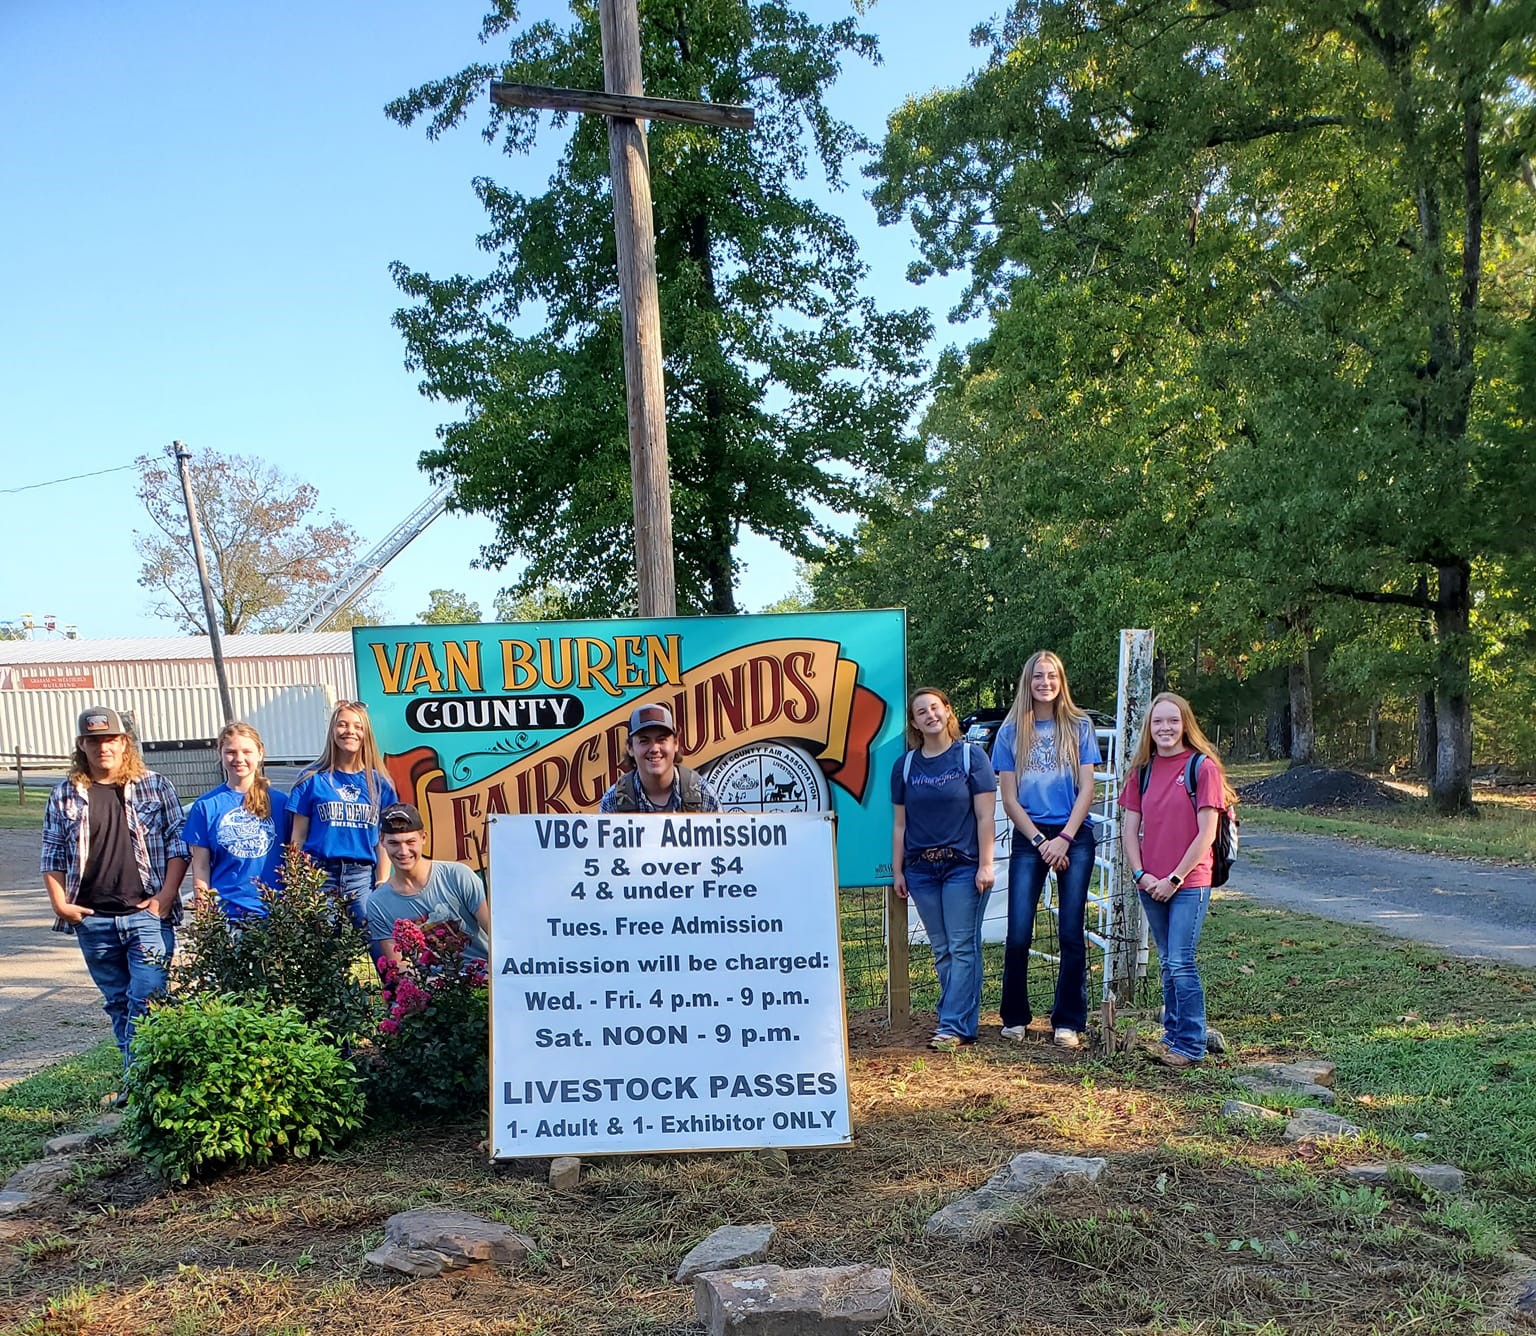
[1136,753,1239,888]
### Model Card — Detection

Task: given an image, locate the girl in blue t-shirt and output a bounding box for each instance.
[891,686,997,1051]
[185,721,288,920]
[992,650,1101,1048]
[288,701,395,928]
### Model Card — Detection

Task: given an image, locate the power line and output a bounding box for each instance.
[0,461,139,495]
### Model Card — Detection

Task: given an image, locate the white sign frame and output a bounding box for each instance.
[487,811,853,1158]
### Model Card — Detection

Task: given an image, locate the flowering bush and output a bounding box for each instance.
[364,918,489,1118]
[172,846,374,1045]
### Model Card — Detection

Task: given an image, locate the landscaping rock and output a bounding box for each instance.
[0,1191,37,1217]
[364,1208,534,1277]
[758,1148,791,1174]
[1232,1073,1335,1105]
[1477,1251,1536,1333]
[5,1158,77,1194]
[693,1262,891,1335]
[1204,1027,1228,1056]
[549,1156,581,1192]
[1283,1108,1361,1142]
[676,1223,776,1282]
[1343,1163,1465,1195]
[924,1152,1108,1240]
[1254,1059,1336,1089]
[1222,1100,1285,1124]
[45,1115,121,1157]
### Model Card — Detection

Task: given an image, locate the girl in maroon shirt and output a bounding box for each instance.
[1120,692,1237,1067]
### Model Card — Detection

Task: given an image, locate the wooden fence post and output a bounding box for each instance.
[886,889,910,1028]
[1110,629,1156,1003]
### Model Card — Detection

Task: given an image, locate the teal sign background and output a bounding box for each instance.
[353,610,905,886]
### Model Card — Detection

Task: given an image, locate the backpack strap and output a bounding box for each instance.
[1182,753,1203,814]
[677,765,706,812]
[1137,762,1151,797]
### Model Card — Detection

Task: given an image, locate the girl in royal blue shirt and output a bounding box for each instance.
[184,721,288,919]
[288,701,395,928]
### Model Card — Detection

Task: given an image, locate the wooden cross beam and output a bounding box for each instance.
[490,0,756,619]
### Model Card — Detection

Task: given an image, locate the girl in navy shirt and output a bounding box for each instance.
[992,650,1101,1049]
[288,701,395,928]
[891,687,997,1051]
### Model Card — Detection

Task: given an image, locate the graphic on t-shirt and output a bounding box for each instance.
[905,762,966,789]
[1027,722,1057,772]
[216,805,275,860]
[313,778,376,827]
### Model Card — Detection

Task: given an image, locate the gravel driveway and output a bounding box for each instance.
[0,829,111,1087]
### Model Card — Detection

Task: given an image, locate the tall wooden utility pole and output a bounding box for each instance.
[171,441,235,725]
[491,0,753,618]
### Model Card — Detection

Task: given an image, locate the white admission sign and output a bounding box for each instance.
[488,811,852,1158]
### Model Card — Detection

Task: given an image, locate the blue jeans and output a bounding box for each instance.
[906,858,990,1041]
[1139,885,1211,1059]
[320,858,375,930]
[1001,823,1096,1032]
[74,910,175,1068]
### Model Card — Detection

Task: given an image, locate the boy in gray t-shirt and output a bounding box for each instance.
[368,803,489,965]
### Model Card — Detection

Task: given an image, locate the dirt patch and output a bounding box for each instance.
[1240,765,1406,811]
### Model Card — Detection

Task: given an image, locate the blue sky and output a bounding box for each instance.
[1,0,989,638]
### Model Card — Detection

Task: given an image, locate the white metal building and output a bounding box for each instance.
[0,634,355,760]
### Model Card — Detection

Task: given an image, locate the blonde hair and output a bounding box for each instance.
[301,702,387,808]
[1005,650,1090,775]
[1128,692,1239,807]
[69,733,148,788]
[218,721,272,820]
[905,687,964,749]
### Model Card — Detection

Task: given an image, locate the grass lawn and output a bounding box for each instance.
[0,788,47,833]
[4,898,1535,1334]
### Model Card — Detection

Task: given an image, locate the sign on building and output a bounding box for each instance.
[487,812,851,1158]
[354,611,905,887]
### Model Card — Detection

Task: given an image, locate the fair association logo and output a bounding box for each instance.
[702,741,831,814]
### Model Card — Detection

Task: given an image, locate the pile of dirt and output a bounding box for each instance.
[1239,765,1405,811]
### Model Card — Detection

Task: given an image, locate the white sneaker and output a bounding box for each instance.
[1053,1027,1080,1049]
[1000,1025,1027,1042]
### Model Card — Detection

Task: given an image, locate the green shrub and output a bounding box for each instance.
[363,919,489,1120]
[172,846,375,1043]
[124,994,364,1182]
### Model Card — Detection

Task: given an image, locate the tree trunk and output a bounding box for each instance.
[1417,692,1437,778]
[1288,652,1315,767]
[1264,675,1291,761]
[1430,559,1474,814]
[1367,703,1380,767]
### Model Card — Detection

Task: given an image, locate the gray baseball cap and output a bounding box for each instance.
[77,706,127,738]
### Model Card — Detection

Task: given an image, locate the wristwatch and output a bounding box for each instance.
[1168,873,1183,888]
[1030,832,1046,848]
[1132,868,1146,884]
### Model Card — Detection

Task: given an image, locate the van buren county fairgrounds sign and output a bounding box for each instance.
[354,610,906,887]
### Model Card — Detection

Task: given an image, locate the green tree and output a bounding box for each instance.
[133,450,369,636]
[387,0,930,617]
[417,588,482,624]
[872,0,1536,811]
